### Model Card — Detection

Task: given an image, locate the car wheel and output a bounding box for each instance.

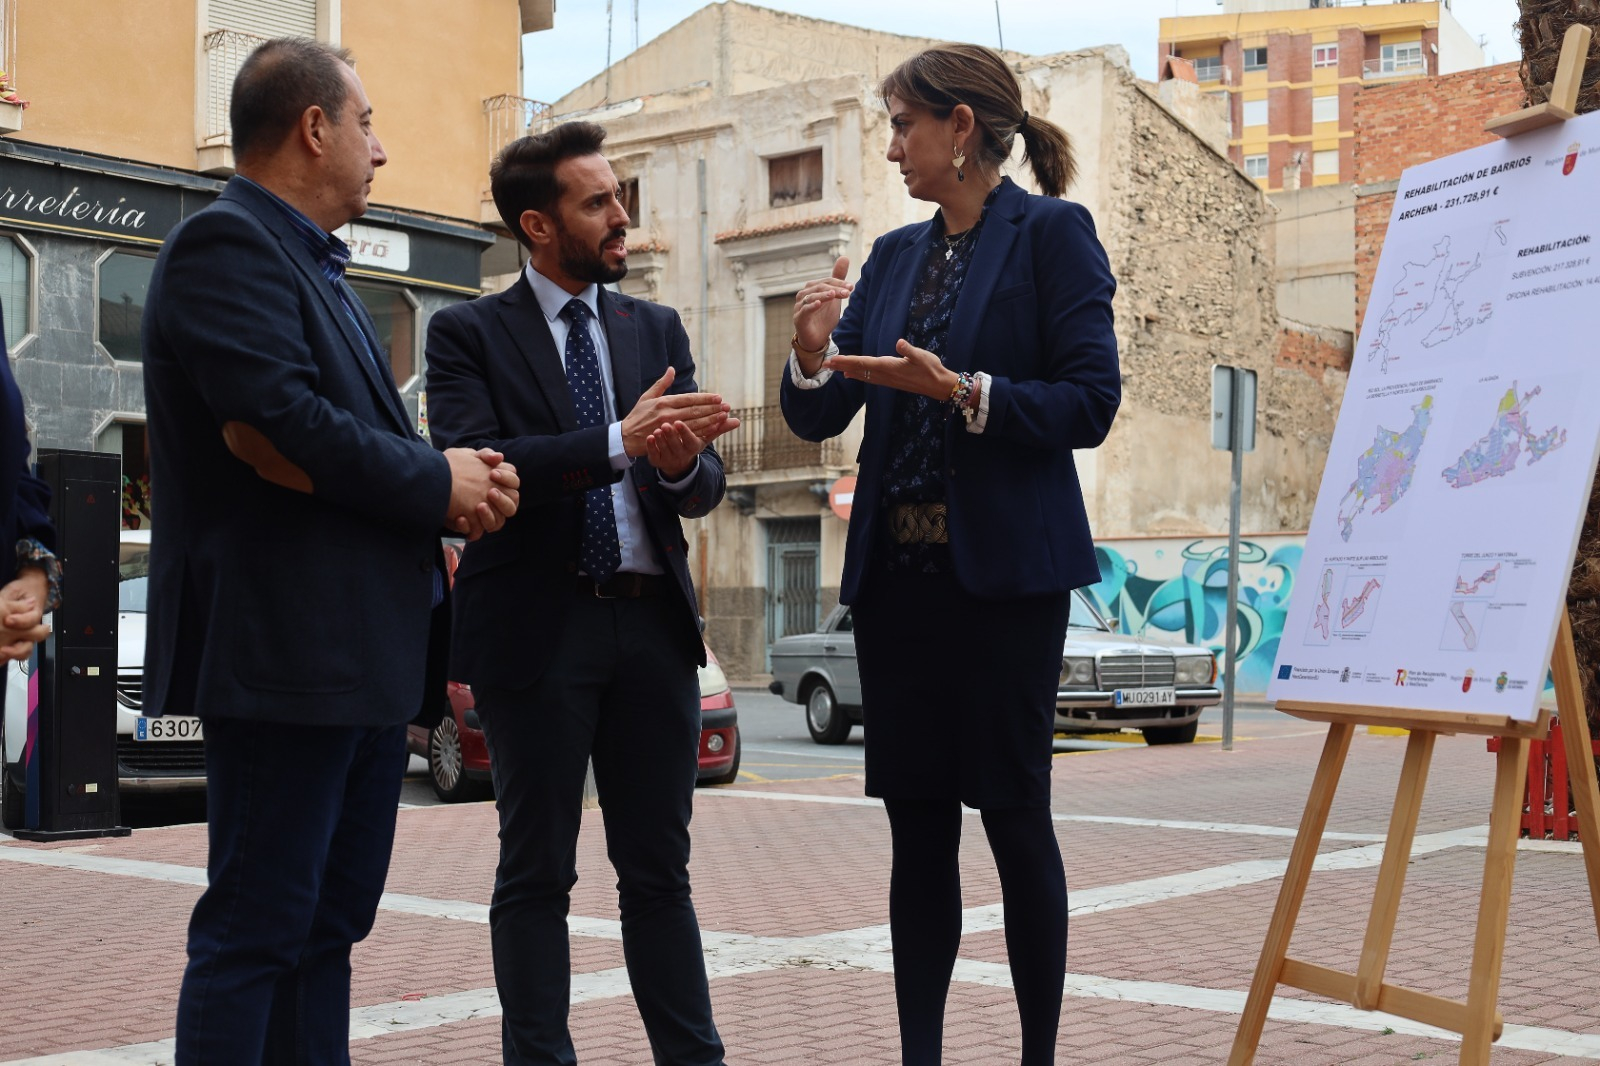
[429,716,490,803]
[1142,720,1199,746]
[702,726,742,786]
[805,682,851,745]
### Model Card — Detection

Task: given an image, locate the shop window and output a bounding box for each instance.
[620,177,641,229]
[769,149,823,208]
[1193,55,1221,82]
[1243,47,1268,72]
[1242,99,1268,128]
[97,420,152,529]
[1312,94,1339,124]
[1244,154,1269,180]
[348,279,420,389]
[1312,45,1339,68]
[97,250,156,363]
[0,233,33,352]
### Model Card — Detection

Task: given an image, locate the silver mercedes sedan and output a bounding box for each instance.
[768,588,1221,746]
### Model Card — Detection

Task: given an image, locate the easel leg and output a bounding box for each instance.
[1354,729,1436,1009]
[1552,608,1600,942]
[1227,722,1354,1066]
[1461,736,1531,1066]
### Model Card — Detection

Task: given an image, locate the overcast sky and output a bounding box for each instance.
[522,0,1523,104]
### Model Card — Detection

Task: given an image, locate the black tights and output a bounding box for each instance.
[883,798,1067,1066]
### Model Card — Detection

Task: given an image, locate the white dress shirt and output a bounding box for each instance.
[526,264,699,575]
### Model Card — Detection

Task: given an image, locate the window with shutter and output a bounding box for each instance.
[208,0,317,38]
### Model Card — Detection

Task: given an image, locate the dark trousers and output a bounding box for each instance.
[475,594,724,1066]
[175,717,407,1066]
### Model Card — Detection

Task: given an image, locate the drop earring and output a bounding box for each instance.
[953,143,966,182]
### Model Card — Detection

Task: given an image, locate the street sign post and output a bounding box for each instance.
[1211,365,1257,752]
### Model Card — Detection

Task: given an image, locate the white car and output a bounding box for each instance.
[1,529,205,828]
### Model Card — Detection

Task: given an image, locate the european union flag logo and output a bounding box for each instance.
[1277,664,1293,680]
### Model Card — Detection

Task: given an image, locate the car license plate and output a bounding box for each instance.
[1114,688,1175,708]
[134,716,204,741]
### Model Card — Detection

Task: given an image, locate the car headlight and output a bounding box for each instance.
[1175,655,1216,685]
[697,660,729,698]
[1060,656,1095,686]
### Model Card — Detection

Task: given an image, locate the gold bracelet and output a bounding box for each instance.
[791,332,829,358]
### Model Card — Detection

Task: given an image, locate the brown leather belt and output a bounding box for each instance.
[889,502,949,544]
[576,573,672,598]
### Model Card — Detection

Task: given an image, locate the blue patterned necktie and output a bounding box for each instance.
[561,299,622,583]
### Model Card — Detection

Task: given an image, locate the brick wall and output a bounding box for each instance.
[1353,63,1524,325]
[1276,322,1353,383]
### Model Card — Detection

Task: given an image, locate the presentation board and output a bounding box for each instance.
[1268,111,1600,721]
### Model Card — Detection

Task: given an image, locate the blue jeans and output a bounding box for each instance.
[175,717,407,1066]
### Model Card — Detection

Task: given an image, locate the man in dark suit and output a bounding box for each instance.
[425,121,736,1066]
[141,39,519,1063]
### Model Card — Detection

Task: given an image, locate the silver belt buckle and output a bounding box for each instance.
[593,578,616,599]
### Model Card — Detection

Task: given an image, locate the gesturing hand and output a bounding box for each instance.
[621,367,731,459]
[823,338,959,401]
[792,256,852,375]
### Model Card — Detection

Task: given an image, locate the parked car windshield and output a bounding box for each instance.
[119,543,150,614]
[1068,589,1111,632]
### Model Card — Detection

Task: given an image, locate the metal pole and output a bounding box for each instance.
[1222,368,1243,752]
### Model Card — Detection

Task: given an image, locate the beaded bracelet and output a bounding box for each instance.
[947,371,976,410]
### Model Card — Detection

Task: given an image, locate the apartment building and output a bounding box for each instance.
[1157,0,1484,190]
[2,0,552,504]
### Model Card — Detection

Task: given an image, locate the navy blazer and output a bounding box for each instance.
[141,177,454,727]
[1,334,52,587]
[782,177,1120,603]
[425,276,723,692]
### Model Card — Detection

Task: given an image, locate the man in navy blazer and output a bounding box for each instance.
[141,39,519,1063]
[425,122,735,1065]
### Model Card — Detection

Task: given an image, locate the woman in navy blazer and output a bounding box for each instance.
[1,324,58,662]
[781,44,1119,1064]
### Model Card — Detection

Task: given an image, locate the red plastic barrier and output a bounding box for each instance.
[1487,718,1600,840]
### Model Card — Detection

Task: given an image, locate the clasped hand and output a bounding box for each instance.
[444,448,521,541]
[622,367,740,480]
[0,568,50,663]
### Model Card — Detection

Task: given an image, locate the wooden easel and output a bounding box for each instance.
[1228,26,1600,1066]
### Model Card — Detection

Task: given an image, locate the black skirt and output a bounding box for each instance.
[852,563,1071,809]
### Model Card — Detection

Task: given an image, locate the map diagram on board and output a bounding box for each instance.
[1441,600,1489,651]
[1336,396,1434,541]
[1441,382,1567,488]
[1312,569,1334,641]
[1455,560,1502,596]
[1365,226,1506,374]
[1339,575,1384,632]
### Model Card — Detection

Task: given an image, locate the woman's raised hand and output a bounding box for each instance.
[792,257,853,371]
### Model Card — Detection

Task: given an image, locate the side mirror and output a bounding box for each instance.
[1107,617,1120,633]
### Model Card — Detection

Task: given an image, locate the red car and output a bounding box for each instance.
[407,545,742,801]
[406,648,742,802]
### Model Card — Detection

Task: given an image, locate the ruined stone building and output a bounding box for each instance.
[544,2,1344,679]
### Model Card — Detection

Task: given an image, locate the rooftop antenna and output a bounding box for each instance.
[634,0,641,50]
[605,0,614,102]
[994,0,1004,51]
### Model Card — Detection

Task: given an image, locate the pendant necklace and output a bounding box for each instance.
[943,226,974,261]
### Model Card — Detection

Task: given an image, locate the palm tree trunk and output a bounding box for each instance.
[1516,0,1600,109]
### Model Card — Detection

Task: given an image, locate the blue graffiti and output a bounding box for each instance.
[1085,537,1305,695]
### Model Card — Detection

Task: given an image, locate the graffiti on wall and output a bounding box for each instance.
[1082,534,1307,696]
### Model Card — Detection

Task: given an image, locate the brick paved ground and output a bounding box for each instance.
[2,714,1598,1065]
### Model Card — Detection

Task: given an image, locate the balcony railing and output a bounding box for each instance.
[484,94,552,168]
[203,29,270,143]
[1363,56,1427,79]
[722,405,842,474]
